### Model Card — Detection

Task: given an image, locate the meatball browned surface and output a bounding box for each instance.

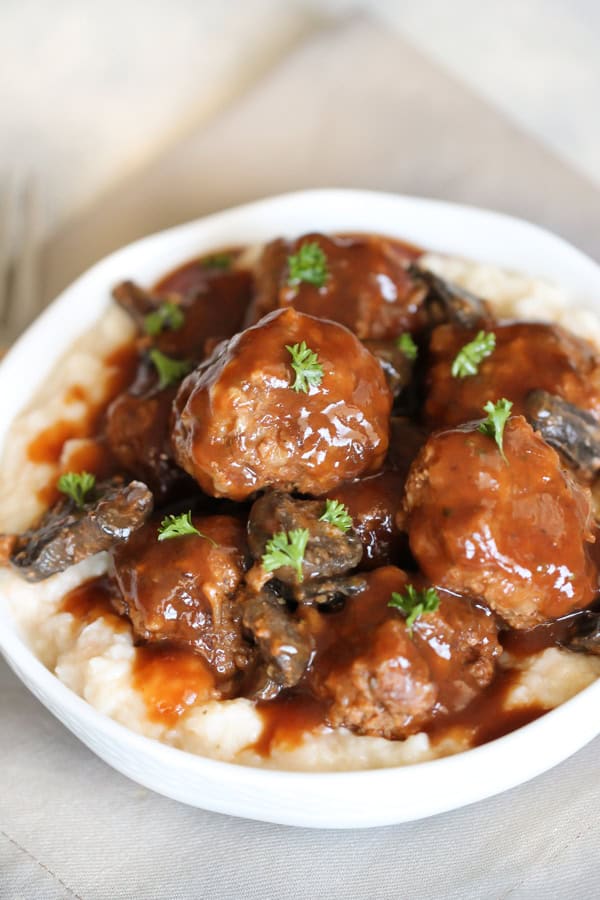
[405,417,598,629]
[110,515,253,679]
[307,567,500,739]
[247,491,363,583]
[247,233,426,339]
[172,308,393,500]
[425,321,600,428]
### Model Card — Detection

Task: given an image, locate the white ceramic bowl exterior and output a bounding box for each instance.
[2,190,600,829]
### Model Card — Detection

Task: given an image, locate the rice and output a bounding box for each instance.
[2,253,600,772]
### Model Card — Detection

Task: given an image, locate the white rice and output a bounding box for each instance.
[1,253,600,772]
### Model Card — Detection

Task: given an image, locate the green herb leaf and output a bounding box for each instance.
[396,333,418,361]
[143,302,185,337]
[477,398,513,461]
[451,330,496,378]
[149,349,193,389]
[319,499,353,532]
[388,584,440,635]
[287,242,328,287]
[203,253,232,270]
[285,341,324,393]
[157,511,217,544]
[262,528,310,583]
[57,471,96,508]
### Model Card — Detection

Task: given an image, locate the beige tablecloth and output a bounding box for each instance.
[2,18,600,899]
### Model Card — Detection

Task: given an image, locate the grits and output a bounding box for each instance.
[1,253,600,772]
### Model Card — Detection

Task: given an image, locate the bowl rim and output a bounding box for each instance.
[2,188,600,824]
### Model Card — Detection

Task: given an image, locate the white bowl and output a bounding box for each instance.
[2,189,600,829]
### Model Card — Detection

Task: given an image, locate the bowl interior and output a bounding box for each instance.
[1,188,600,828]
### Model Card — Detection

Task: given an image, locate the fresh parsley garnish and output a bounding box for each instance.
[319,499,353,532]
[396,333,418,361]
[57,471,96,508]
[285,341,324,393]
[144,302,185,337]
[478,398,513,461]
[149,349,192,389]
[157,511,217,544]
[451,331,496,378]
[203,253,232,270]
[388,585,440,635]
[287,242,328,288]
[262,528,310,583]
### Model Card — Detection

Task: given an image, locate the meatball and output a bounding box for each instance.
[425,321,600,428]
[172,308,392,500]
[113,265,252,360]
[110,515,253,679]
[322,418,426,569]
[324,471,406,569]
[308,567,500,739]
[404,416,598,628]
[247,233,426,339]
[105,360,192,501]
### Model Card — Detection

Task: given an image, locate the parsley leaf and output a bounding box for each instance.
[203,253,232,270]
[451,330,496,378]
[262,528,310,583]
[319,499,353,532]
[285,341,324,393]
[396,333,418,361]
[388,584,440,635]
[149,349,193,389]
[157,511,217,544]
[144,302,185,337]
[478,398,513,461]
[57,471,96,508]
[287,242,328,287]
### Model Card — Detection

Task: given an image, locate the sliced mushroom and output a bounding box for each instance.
[242,587,314,690]
[112,280,164,329]
[293,574,367,608]
[525,389,600,480]
[407,263,491,328]
[10,479,153,581]
[563,608,600,656]
[362,339,414,398]
[247,491,363,584]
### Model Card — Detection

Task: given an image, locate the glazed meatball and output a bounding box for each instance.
[110,515,253,679]
[308,567,500,739]
[113,265,252,360]
[247,233,426,339]
[105,361,190,501]
[404,416,598,628]
[322,418,426,569]
[425,321,600,428]
[323,471,406,569]
[172,308,392,500]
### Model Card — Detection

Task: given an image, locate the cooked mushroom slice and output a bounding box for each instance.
[526,389,600,480]
[408,262,491,328]
[566,613,600,655]
[293,574,367,608]
[242,588,314,689]
[10,479,153,581]
[362,339,414,398]
[247,491,363,584]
